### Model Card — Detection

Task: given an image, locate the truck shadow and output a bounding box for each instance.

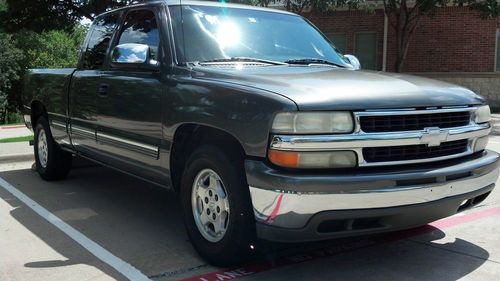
[0,161,492,281]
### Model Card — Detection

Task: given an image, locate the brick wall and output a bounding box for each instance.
[309,10,386,70]
[308,7,499,73]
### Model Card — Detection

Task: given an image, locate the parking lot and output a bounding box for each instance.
[2,138,500,281]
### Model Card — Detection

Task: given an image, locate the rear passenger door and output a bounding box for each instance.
[69,12,121,157]
[96,8,166,183]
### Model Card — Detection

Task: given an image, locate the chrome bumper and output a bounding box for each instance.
[246,150,499,232]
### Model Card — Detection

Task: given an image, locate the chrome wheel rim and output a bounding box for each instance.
[191,169,230,243]
[37,129,48,168]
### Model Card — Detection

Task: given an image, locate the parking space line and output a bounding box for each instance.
[0,177,152,281]
[181,205,500,281]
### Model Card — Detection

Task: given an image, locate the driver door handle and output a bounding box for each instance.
[98,84,109,97]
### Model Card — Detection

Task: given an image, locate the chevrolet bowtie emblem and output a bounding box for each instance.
[420,127,448,147]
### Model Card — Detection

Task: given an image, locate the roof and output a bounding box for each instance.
[98,0,296,18]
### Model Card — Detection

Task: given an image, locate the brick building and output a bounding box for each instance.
[300,6,500,106]
[307,7,497,72]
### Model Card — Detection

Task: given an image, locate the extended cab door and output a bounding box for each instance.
[69,12,122,157]
[95,7,166,183]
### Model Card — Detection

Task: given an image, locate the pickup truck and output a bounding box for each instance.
[23,0,499,266]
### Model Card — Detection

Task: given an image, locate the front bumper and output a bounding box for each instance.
[246,150,500,242]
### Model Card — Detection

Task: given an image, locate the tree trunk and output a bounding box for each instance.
[395,37,411,72]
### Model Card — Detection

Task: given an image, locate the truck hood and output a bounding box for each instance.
[191,66,485,110]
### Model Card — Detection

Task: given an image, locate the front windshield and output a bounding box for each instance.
[170,5,349,66]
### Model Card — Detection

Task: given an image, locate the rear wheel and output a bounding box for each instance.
[34,116,72,180]
[181,145,256,266]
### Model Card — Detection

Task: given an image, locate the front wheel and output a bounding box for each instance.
[34,116,72,180]
[181,145,256,266]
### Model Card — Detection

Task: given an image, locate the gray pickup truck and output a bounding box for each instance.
[23,0,499,266]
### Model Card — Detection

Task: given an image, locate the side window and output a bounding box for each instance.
[82,13,120,70]
[117,9,160,60]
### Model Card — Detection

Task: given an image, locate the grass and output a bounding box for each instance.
[1,122,24,126]
[0,136,33,143]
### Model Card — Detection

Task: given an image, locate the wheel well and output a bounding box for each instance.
[31,101,47,128]
[170,124,246,192]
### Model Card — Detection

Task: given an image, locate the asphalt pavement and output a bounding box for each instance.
[1,135,500,281]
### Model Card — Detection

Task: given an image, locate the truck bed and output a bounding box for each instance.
[23,68,76,115]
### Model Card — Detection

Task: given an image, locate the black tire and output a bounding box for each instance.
[180,144,256,266]
[34,116,72,180]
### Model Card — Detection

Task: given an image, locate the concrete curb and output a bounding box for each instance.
[0,153,34,163]
[0,125,25,130]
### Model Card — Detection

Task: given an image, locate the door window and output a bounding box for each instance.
[82,13,121,70]
[117,9,160,60]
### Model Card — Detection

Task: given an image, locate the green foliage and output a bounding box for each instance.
[0,33,23,123]
[0,27,85,123]
[16,28,86,69]
[0,0,6,12]
[471,0,500,18]
[0,0,145,32]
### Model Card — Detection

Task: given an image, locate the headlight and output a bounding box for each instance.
[272,112,354,134]
[475,105,491,124]
[268,150,357,169]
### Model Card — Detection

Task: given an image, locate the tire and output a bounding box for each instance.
[34,116,72,180]
[180,144,256,266]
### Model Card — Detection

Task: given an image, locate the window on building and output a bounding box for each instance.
[82,13,121,70]
[496,29,500,71]
[118,9,160,60]
[355,32,377,70]
[326,33,347,54]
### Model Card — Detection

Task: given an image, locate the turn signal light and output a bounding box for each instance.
[268,150,300,168]
[268,149,357,169]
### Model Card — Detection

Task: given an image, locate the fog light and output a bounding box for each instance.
[474,136,489,152]
[268,150,357,169]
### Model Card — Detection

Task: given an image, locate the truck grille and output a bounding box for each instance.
[363,139,469,163]
[360,111,471,133]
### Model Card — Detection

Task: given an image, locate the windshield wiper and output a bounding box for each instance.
[284,58,346,68]
[198,57,287,66]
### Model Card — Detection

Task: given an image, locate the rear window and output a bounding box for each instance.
[81,13,121,70]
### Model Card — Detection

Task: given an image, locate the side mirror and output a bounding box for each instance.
[344,54,361,70]
[111,43,159,70]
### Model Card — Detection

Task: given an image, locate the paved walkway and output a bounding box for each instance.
[0,126,32,140]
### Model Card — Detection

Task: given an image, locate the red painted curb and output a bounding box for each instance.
[0,125,25,130]
[180,206,500,281]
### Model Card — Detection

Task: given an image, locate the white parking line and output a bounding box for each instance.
[0,177,152,281]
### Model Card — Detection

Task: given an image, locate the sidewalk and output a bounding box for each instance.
[0,125,32,140]
[0,142,33,163]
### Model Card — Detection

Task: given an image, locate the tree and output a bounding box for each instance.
[381,0,447,72]
[16,28,86,69]
[0,33,23,124]
[276,0,500,72]
[0,0,145,33]
[0,27,86,123]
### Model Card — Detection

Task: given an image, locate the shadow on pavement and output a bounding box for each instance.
[0,160,492,280]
